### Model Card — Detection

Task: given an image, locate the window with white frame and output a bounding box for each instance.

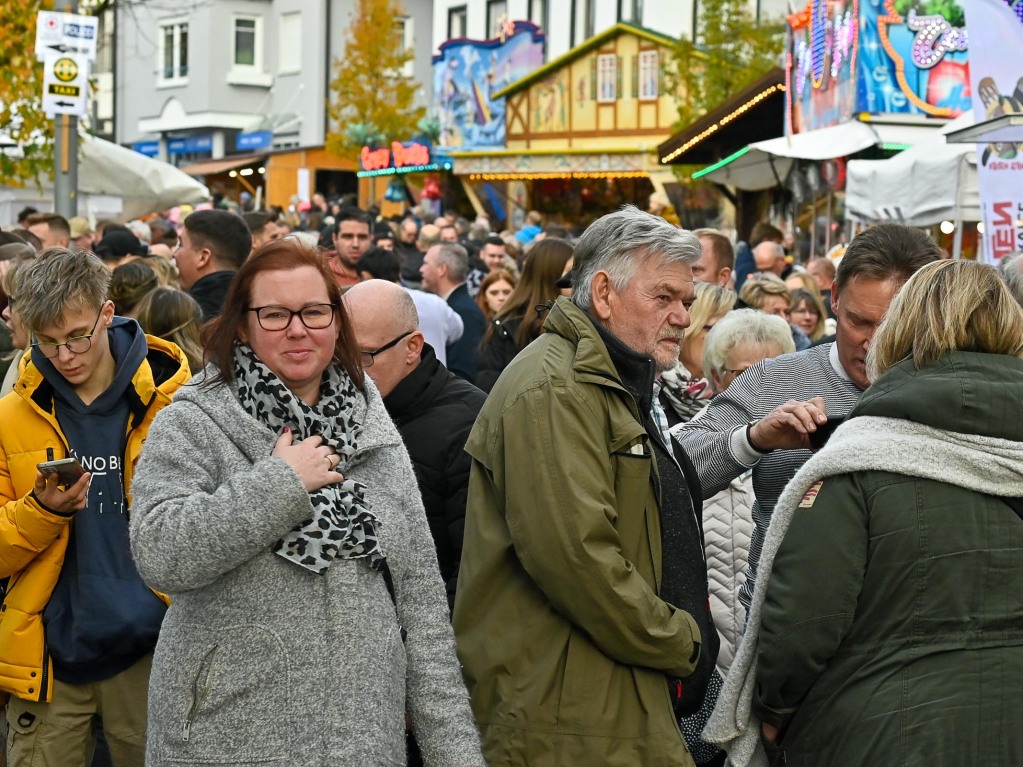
[229,15,271,86]
[597,53,617,103]
[234,17,258,67]
[278,12,301,74]
[392,17,415,78]
[448,6,467,39]
[158,19,188,85]
[638,50,659,99]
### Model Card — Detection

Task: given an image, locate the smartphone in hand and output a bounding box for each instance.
[37,457,86,486]
[808,417,846,451]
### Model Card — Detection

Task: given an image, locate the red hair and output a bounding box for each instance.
[201,238,365,390]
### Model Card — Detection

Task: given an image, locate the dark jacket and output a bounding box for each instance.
[382,344,485,610]
[455,297,708,767]
[476,315,523,393]
[755,351,1023,766]
[189,270,235,320]
[444,284,486,384]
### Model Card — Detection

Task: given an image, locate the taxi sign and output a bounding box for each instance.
[35,11,99,61]
[42,52,89,117]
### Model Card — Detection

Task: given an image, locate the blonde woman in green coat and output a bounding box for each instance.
[747,260,1023,766]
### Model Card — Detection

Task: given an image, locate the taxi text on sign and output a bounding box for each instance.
[42,53,89,118]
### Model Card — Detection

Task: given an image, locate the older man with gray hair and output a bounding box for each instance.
[420,241,486,383]
[454,205,717,767]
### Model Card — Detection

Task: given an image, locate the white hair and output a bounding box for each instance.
[702,309,795,383]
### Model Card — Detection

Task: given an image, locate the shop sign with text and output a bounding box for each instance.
[360,141,432,172]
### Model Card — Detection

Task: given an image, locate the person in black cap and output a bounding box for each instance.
[93,226,148,269]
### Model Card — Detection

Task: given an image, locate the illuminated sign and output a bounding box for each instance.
[360,141,432,172]
[865,0,970,117]
[357,141,452,177]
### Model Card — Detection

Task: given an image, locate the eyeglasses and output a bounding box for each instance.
[247,304,336,331]
[724,366,751,376]
[32,308,103,359]
[360,330,413,368]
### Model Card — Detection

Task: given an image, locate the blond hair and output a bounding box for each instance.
[867,260,1023,381]
[685,282,736,342]
[739,273,789,310]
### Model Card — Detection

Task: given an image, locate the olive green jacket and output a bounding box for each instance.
[756,351,1023,766]
[454,298,701,767]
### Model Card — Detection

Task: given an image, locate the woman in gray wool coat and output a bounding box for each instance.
[129,238,483,767]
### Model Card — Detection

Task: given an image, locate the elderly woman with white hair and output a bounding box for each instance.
[694,309,795,671]
[672,309,794,766]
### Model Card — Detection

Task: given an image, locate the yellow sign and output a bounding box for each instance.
[48,83,81,97]
[52,57,78,82]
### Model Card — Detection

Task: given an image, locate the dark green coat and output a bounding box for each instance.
[755,351,1023,766]
[454,298,701,767]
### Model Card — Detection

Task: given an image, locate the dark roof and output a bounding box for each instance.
[657,68,786,166]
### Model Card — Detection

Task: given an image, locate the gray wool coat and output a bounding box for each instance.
[129,369,483,767]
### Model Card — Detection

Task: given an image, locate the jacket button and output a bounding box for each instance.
[30,672,36,678]
[27,687,34,694]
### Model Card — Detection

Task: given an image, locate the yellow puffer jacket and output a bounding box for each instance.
[0,335,190,702]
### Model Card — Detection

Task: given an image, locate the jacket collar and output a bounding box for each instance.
[179,364,401,464]
[382,343,444,425]
[543,297,655,411]
[17,333,191,427]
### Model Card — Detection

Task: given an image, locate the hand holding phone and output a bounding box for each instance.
[37,458,86,486]
[34,458,91,515]
[808,416,846,451]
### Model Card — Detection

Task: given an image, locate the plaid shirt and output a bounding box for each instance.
[651,381,673,450]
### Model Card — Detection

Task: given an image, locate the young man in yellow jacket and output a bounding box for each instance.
[0,249,190,767]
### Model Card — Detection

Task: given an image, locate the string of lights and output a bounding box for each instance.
[659,85,786,164]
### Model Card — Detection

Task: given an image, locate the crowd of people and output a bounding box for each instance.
[0,197,1022,767]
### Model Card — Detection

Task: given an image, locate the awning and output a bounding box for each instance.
[693,119,948,190]
[945,114,1023,144]
[179,154,266,176]
[657,68,786,166]
[846,113,978,227]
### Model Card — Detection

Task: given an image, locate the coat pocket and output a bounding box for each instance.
[150,623,293,763]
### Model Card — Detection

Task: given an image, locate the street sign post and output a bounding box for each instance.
[37,7,88,218]
[42,53,89,118]
[35,11,98,61]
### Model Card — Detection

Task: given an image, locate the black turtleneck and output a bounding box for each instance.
[591,318,718,715]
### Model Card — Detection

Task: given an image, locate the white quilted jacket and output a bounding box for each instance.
[701,470,754,676]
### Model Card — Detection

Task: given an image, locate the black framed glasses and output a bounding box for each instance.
[247,304,336,331]
[32,308,103,359]
[360,330,413,368]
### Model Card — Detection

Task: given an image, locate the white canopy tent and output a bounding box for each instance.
[695,119,945,190]
[845,113,977,257]
[0,134,209,223]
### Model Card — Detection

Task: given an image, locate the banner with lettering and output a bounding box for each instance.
[965,0,1023,264]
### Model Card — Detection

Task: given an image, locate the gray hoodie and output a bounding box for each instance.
[129,368,482,767]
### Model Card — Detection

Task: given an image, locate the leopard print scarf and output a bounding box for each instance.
[233,344,385,575]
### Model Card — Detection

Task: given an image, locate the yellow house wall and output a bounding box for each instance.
[505,31,679,153]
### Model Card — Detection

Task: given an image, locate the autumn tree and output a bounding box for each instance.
[665,0,785,130]
[0,0,53,187]
[326,0,426,157]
